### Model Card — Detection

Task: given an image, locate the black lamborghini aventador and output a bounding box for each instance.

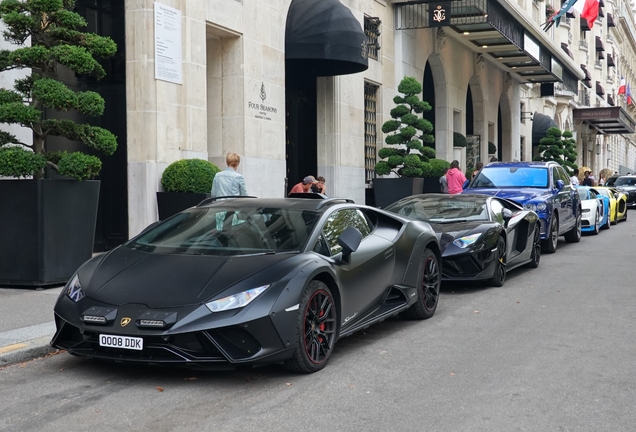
[52,196,441,373]
[385,194,541,287]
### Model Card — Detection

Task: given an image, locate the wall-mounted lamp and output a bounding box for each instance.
[521,111,534,121]
[595,143,602,155]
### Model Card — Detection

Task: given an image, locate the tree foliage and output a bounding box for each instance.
[533,127,578,175]
[0,0,118,180]
[375,76,439,178]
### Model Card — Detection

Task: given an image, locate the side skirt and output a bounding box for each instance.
[338,285,415,339]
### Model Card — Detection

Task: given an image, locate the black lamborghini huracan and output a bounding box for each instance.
[52,196,441,373]
[385,194,541,287]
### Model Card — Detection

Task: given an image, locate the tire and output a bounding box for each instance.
[284,280,338,374]
[541,216,558,254]
[623,209,628,222]
[488,237,507,287]
[611,212,617,225]
[564,210,582,243]
[591,210,600,235]
[525,226,541,269]
[401,248,441,320]
[602,212,611,230]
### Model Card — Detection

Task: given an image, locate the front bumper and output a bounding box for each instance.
[580,210,596,231]
[441,248,498,281]
[51,294,296,369]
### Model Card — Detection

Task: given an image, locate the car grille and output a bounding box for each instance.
[539,219,547,235]
[581,220,590,227]
[442,255,483,278]
[54,320,227,363]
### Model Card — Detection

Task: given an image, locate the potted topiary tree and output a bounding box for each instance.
[373,76,439,207]
[0,0,118,286]
[157,159,221,220]
[533,127,578,175]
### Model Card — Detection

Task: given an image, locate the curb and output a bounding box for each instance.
[0,336,59,367]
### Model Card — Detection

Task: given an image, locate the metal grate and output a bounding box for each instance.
[364,16,381,60]
[364,82,379,184]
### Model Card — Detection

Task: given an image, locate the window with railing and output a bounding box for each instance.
[364,16,381,61]
[364,82,379,184]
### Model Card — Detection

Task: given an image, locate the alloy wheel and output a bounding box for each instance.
[303,290,336,365]
[496,238,506,283]
[422,255,440,311]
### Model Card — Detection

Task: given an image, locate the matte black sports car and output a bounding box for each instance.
[385,194,541,287]
[52,196,441,373]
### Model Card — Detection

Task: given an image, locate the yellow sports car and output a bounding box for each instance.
[594,187,627,224]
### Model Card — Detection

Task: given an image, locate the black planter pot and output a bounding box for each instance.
[156,192,210,220]
[0,179,100,287]
[423,177,441,193]
[373,177,424,208]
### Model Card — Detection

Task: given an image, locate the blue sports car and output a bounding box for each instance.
[464,161,582,253]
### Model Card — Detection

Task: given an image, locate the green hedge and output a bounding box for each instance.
[161,159,221,193]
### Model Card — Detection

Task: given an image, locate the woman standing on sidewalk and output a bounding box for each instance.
[446,160,467,194]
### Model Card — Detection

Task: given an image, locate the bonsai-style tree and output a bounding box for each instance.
[161,159,221,193]
[534,127,578,175]
[375,76,436,177]
[0,0,117,180]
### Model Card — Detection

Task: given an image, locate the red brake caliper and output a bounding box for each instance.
[318,309,325,342]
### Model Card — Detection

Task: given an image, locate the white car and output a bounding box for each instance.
[576,187,604,235]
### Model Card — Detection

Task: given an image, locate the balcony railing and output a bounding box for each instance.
[579,89,591,106]
[579,40,589,51]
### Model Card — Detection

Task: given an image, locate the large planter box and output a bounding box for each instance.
[0,179,100,287]
[156,192,210,220]
[423,177,441,194]
[373,177,424,208]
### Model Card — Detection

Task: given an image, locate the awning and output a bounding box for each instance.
[285,0,368,76]
[394,0,582,91]
[581,64,592,88]
[596,36,604,51]
[596,81,605,96]
[608,95,615,106]
[532,112,558,146]
[607,53,616,67]
[581,17,590,31]
[607,13,616,27]
[561,43,573,60]
[574,106,636,134]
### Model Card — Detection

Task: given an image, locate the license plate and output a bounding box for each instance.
[99,334,143,351]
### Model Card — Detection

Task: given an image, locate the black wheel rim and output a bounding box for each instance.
[303,290,336,364]
[550,220,558,249]
[422,256,440,311]
[496,239,506,281]
[533,229,541,263]
[576,214,581,239]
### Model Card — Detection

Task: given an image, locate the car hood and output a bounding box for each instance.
[465,188,549,205]
[81,247,297,308]
[428,221,487,253]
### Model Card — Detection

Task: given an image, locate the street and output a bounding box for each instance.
[1,221,635,432]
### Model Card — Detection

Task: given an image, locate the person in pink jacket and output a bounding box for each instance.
[446,160,467,194]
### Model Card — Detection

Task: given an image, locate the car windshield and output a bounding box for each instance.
[125,207,320,256]
[386,196,489,223]
[605,177,617,186]
[577,189,589,200]
[596,189,611,198]
[614,177,636,186]
[471,167,549,188]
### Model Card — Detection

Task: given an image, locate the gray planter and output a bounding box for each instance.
[372,177,424,208]
[0,179,100,287]
[156,192,210,220]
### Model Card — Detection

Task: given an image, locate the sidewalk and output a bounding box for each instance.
[0,286,63,367]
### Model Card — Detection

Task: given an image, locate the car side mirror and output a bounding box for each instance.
[556,180,565,191]
[337,227,362,262]
[614,192,619,199]
[502,208,513,227]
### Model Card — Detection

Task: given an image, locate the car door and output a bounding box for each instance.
[554,166,574,232]
[318,208,395,327]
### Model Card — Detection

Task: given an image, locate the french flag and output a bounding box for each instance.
[627,84,632,105]
[618,76,626,95]
[573,0,600,29]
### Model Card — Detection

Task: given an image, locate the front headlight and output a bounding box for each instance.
[65,274,85,302]
[536,203,547,211]
[453,233,482,248]
[205,285,270,313]
[582,208,590,213]
[523,203,537,211]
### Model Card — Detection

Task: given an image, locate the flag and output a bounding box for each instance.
[543,0,580,31]
[578,0,601,29]
[627,84,632,105]
[618,76,626,95]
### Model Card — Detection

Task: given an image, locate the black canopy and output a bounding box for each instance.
[532,113,558,146]
[285,0,368,77]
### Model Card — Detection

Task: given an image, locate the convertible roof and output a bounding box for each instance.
[196,197,354,212]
